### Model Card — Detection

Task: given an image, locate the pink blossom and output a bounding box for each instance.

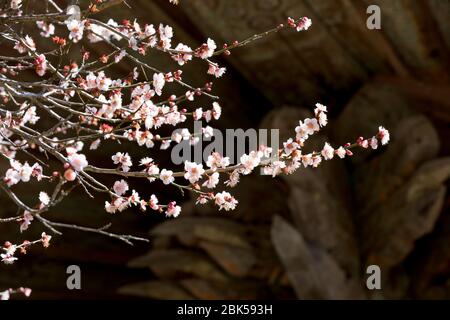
[321,142,335,160]
[283,138,299,156]
[184,161,205,184]
[369,137,378,150]
[203,172,219,189]
[214,192,238,211]
[66,19,85,43]
[112,152,132,172]
[172,43,193,65]
[36,21,55,38]
[68,153,88,171]
[34,54,47,77]
[296,17,312,31]
[207,63,226,78]
[336,147,346,159]
[20,211,33,233]
[206,152,230,170]
[196,38,217,59]
[39,191,50,206]
[10,0,22,10]
[166,201,181,218]
[160,169,174,185]
[148,194,159,210]
[41,232,52,248]
[113,180,129,196]
[153,73,165,96]
[378,126,390,145]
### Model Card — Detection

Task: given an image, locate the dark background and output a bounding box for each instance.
[1,0,450,299]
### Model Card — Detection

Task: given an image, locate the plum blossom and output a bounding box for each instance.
[263,160,286,177]
[214,192,238,211]
[283,138,299,156]
[36,21,55,38]
[172,43,193,65]
[296,17,312,31]
[160,169,174,185]
[166,201,181,218]
[41,232,52,248]
[203,172,219,189]
[10,0,22,10]
[206,152,230,170]
[68,153,88,171]
[113,180,129,196]
[207,63,226,78]
[66,19,85,43]
[148,194,159,210]
[321,142,335,160]
[197,38,217,59]
[336,147,346,159]
[378,126,390,145]
[240,151,263,175]
[20,211,33,233]
[184,161,205,184]
[153,73,165,96]
[34,54,47,77]
[14,35,35,53]
[112,152,132,172]
[39,192,50,206]
[1,245,17,264]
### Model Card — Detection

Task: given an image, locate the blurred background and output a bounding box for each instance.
[1,0,450,299]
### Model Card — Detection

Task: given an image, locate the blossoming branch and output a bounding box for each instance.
[0,0,389,298]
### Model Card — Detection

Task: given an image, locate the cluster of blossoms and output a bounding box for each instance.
[1,233,51,265]
[1,287,31,300]
[0,0,390,298]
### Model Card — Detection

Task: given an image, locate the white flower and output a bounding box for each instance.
[90,139,101,150]
[10,0,22,10]
[303,118,320,135]
[140,157,154,166]
[66,19,85,43]
[36,21,55,38]
[96,71,112,91]
[68,153,88,171]
[239,151,262,175]
[20,211,33,232]
[225,170,240,187]
[149,194,159,210]
[39,192,50,206]
[153,73,165,96]
[113,180,129,196]
[336,147,346,159]
[197,38,217,59]
[378,126,390,145]
[263,160,286,177]
[207,63,226,78]
[214,192,238,211]
[172,43,193,65]
[203,172,219,189]
[321,142,334,160]
[1,245,17,264]
[184,161,205,184]
[115,50,126,63]
[369,137,378,150]
[0,290,10,300]
[160,169,174,185]
[206,152,230,170]
[166,201,181,218]
[296,17,312,31]
[112,152,132,172]
[283,138,299,156]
